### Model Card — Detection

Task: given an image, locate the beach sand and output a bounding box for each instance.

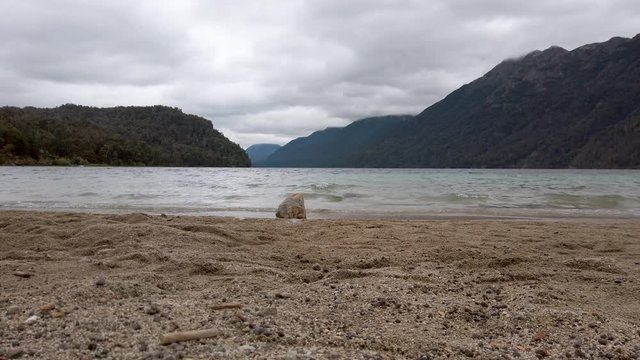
[0,211,639,359]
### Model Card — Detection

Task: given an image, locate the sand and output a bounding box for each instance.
[0,211,639,359]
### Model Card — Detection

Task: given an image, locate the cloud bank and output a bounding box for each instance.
[1,0,639,147]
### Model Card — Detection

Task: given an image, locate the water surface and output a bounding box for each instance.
[1,167,639,219]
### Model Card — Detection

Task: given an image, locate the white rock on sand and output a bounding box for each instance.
[276,193,306,219]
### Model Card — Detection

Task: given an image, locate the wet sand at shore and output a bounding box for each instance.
[1,211,639,359]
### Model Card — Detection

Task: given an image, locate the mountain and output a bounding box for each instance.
[263,34,640,168]
[245,144,281,165]
[0,104,250,167]
[362,35,640,168]
[261,115,412,167]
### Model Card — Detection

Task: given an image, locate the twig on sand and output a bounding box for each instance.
[210,303,243,310]
[12,271,34,278]
[160,329,223,345]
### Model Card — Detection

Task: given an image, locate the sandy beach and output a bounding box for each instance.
[1,211,639,359]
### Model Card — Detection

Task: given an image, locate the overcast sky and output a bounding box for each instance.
[1,1,639,147]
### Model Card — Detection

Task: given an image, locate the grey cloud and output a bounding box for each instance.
[1,0,639,147]
[0,1,187,85]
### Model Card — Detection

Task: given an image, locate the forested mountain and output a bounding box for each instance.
[263,34,640,168]
[0,105,250,167]
[245,144,281,165]
[261,115,412,167]
[364,35,640,168]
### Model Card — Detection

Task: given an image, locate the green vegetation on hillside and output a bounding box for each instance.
[261,115,412,167]
[0,104,250,167]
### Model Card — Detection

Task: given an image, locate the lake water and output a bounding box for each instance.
[1,167,639,219]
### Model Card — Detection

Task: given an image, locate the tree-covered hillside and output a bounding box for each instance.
[0,104,250,167]
[261,115,412,167]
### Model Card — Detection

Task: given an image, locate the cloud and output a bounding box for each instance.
[0,1,188,86]
[1,0,639,147]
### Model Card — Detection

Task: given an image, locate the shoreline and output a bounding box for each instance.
[1,211,639,359]
[1,208,639,223]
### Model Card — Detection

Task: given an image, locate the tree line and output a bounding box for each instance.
[0,104,250,167]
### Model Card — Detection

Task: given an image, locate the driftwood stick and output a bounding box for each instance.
[13,271,34,278]
[210,303,243,311]
[160,329,223,345]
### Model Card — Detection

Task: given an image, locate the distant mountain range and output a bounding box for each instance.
[262,115,412,167]
[258,34,640,168]
[245,144,281,165]
[0,105,250,167]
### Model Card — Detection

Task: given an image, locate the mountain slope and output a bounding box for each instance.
[263,34,640,168]
[261,115,412,167]
[245,144,281,165]
[363,35,640,168]
[0,104,250,167]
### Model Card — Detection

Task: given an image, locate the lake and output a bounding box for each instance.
[1,167,639,219]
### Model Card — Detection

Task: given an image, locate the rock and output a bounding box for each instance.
[38,303,55,313]
[533,331,546,342]
[6,348,25,359]
[574,348,587,358]
[144,303,160,315]
[6,305,20,315]
[459,347,475,357]
[274,292,291,299]
[238,344,256,354]
[138,341,148,352]
[311,263,322,271]
[252,325,267,336]
[276,193,306,219]
[24,315,39,324]
[95,278,106,286]
[535,348,550,358]
[257,307,277,317]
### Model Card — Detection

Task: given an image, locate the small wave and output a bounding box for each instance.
[209,185,228,190]
[420,193,489,203]
[448,193,489,201]
[223,195,247,200]
[544,193,634,209]
[78,192,99,197]
[480,203,541,209]
[113,193,158,200]
[304,193,344,202]
[547,185,588,191]
[342,192,369,199]
[309,183,357,192]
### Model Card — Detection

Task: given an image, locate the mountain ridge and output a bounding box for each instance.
[261,115,412,167]
[263,34,640,168]
[245,143,281,165]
